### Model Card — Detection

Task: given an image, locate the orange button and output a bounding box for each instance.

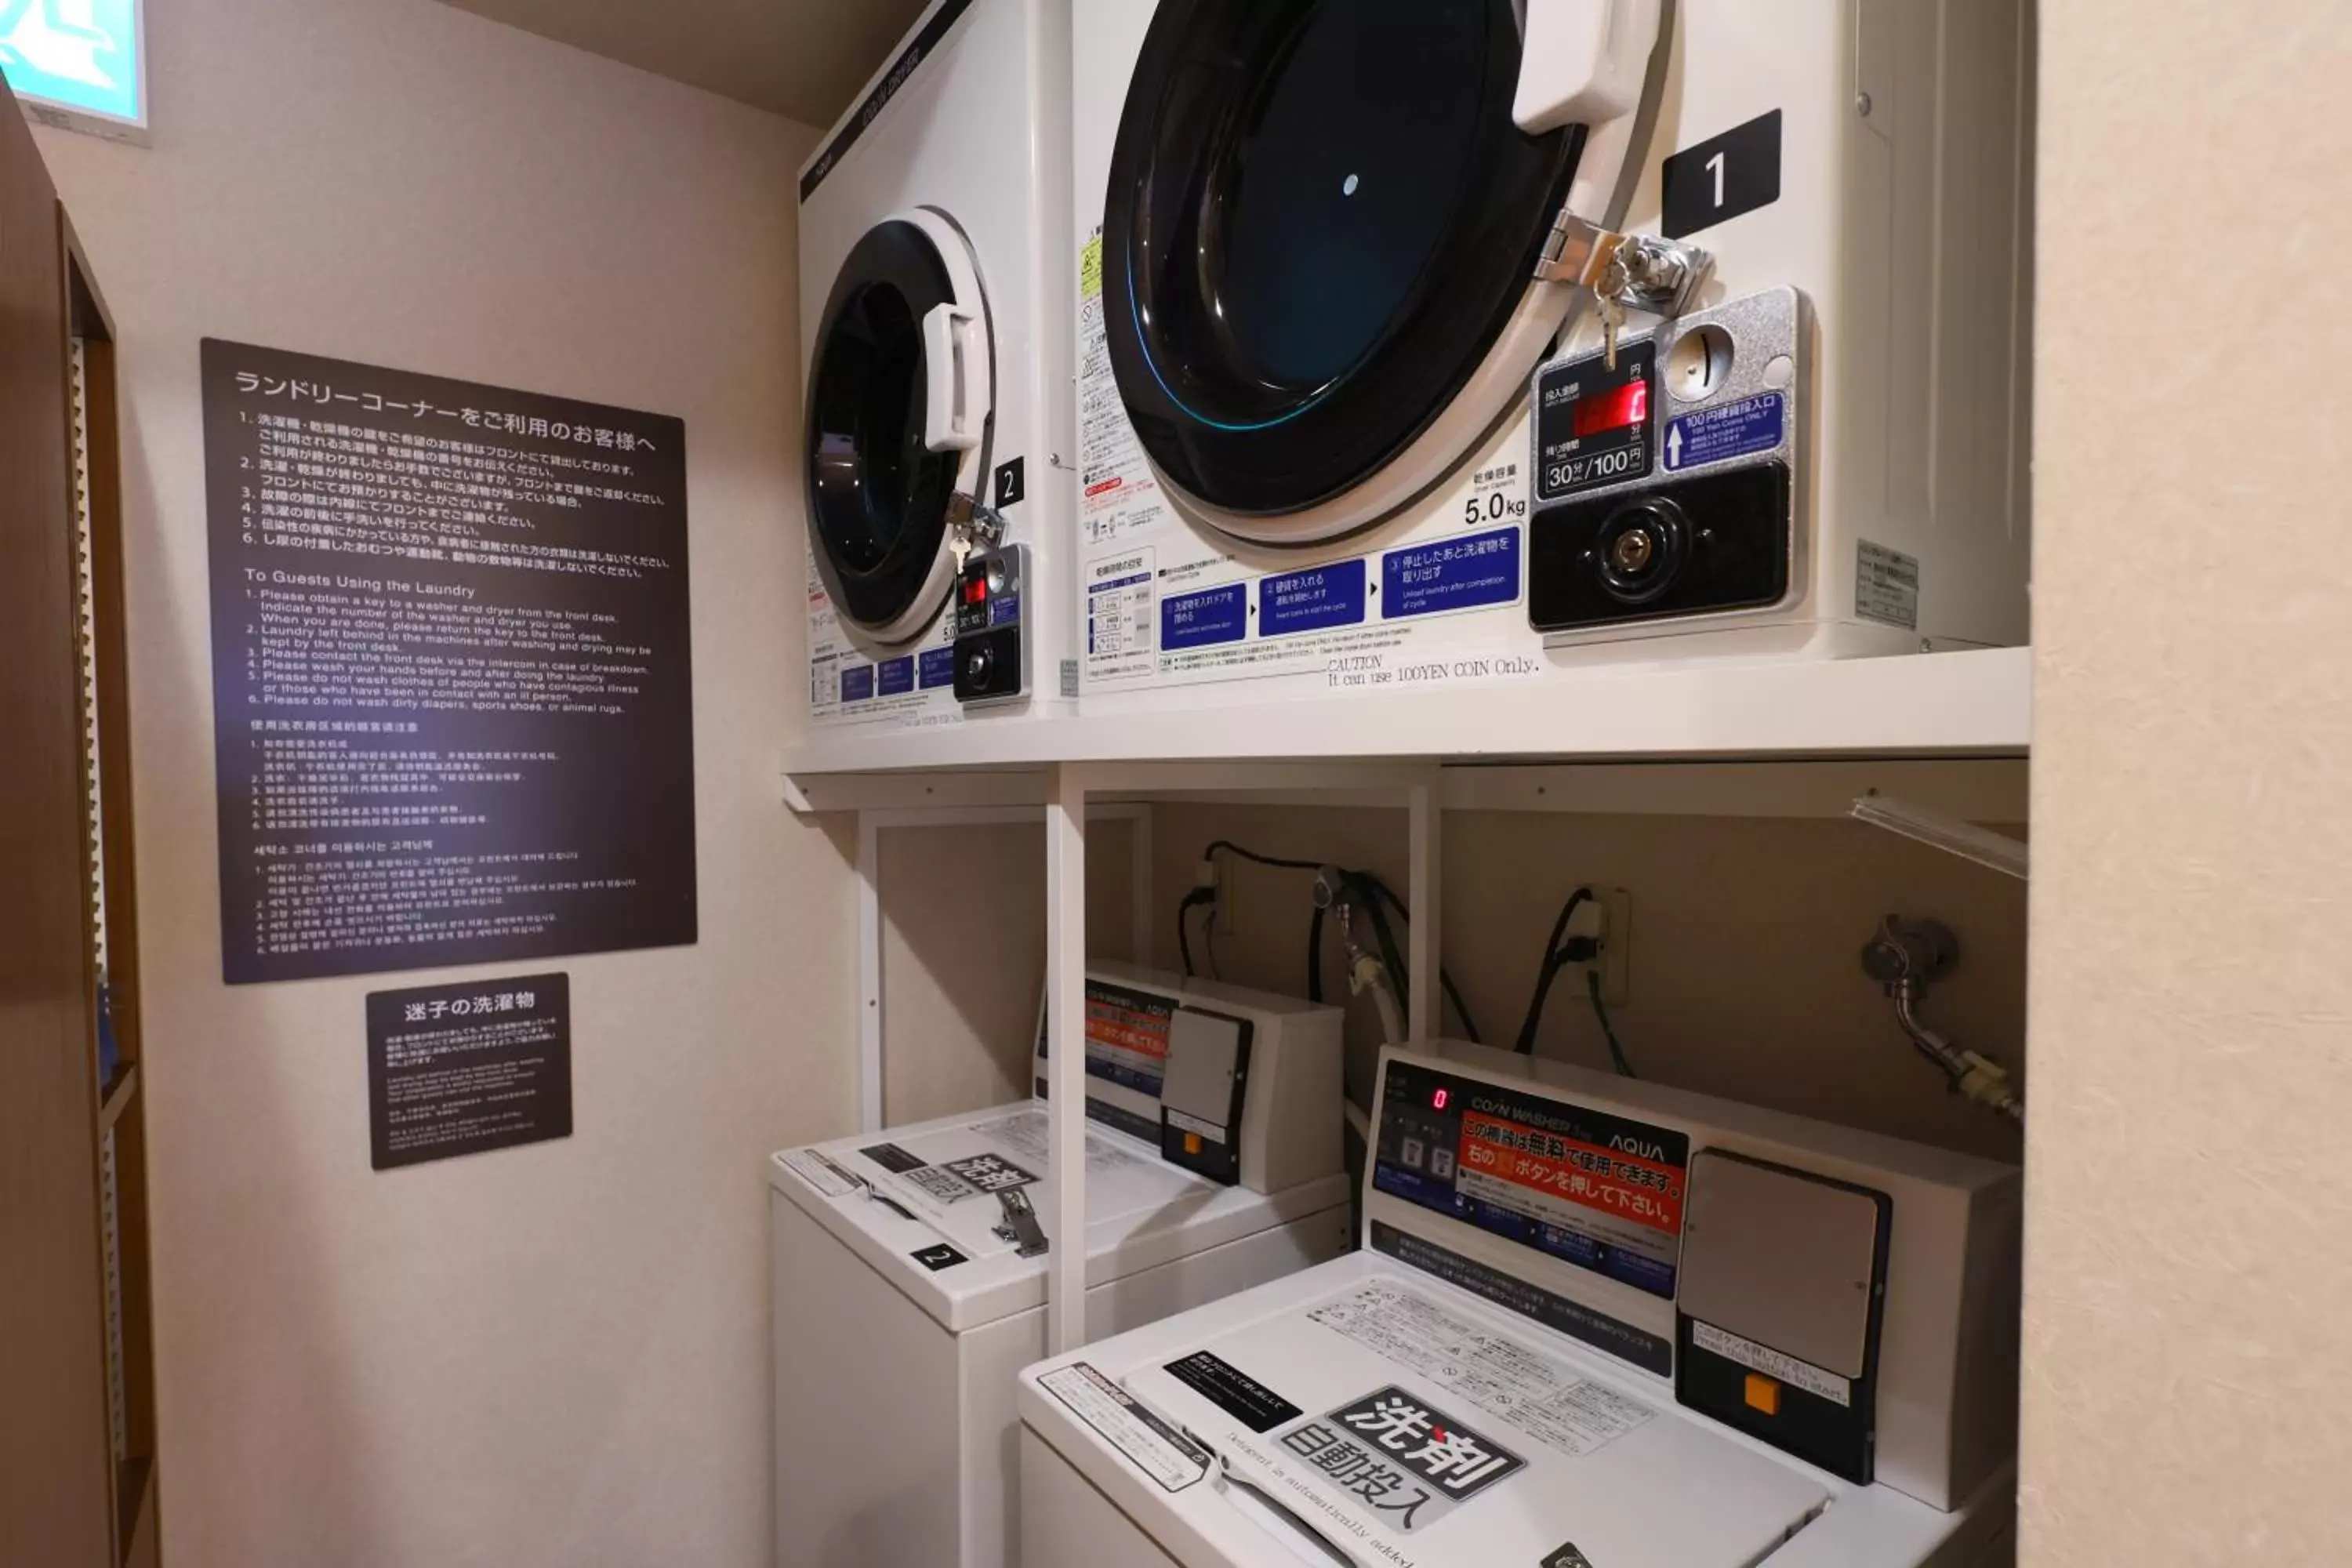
[1184,1132,1203,1155]
[1744,1373,1781,1416]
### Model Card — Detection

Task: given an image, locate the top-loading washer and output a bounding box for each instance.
[1016,1039,2024,1567]
[1070,0,2034,715]
[800,0,1074,728]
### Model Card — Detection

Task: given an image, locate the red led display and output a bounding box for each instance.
[1571,378,1649,439]
[963,577,989,604]
[1432,1087,1450,1111]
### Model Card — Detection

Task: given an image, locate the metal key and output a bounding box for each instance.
[1597,288,1626,371]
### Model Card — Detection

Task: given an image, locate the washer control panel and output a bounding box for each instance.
[953,542,1029,704]
[1526,288,1806,635]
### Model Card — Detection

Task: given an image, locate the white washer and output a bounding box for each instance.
[1071,0,2033,715]
[769,1105,1352,1568]
[1017,1041,2022,1566]
[800,0,1074,728]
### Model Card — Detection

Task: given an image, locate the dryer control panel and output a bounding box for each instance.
[953,543,1029,704]
[1526,289,1806,636]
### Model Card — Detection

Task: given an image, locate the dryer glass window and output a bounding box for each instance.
[1105,0,1583,521]
[808,220,960,635]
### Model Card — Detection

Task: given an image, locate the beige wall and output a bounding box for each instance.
[1143,803,2028,1163]
[879,816,1138,1126]
[2024,2,2352,1562]
[33,3,855,1564]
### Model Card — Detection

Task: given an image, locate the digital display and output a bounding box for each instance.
[1432,1087,1449,1110]
[1571,378,1649,439]
[963,576,989,605]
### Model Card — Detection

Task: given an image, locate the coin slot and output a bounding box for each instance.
[1667,323,1736,403]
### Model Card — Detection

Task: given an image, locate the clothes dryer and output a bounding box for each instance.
[800,0,1074,727]
[1072,0,2032,714]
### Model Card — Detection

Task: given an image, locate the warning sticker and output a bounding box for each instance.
[1691,1319,1852,1408]
[1375,1060,1690,1298]
[1082,978,1175,1097]
[1077,228,1167,550]
[970,1108,1142,1175]
[778,1148,854,1197]
[1854,539,1921,630]
[1039,1362,1210,1492]
[901,1163,981,1206]
[1305,1282,1656,1458]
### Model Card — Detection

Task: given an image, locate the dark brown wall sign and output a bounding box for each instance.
[201,341,698,984]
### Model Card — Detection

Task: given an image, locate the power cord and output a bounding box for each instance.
[1179,841,1483,1044]
[1176,887,1217,978]
[1586,969,1635,1078]
[1514,884,1635,1076]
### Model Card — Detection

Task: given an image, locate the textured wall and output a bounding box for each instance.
[33,3,853,1563]
[2024,1,2352,1560]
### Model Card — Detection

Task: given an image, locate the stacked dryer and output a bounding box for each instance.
[1069,0,2034,714]
[799,0,1074,728]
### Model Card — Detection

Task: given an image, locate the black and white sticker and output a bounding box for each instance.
[1274,1387,1525,1534]
[902,1163,981,1205]
[910,1242,968,1272]
[1661,111,1783,238]
[1690,1319,1852,1408]
[1164,1351,1302,1434]
[1038,1363,1210,1492]
[859,1142,925,1174]
[1855,539,1921,630]
[942,1151,1037,1195]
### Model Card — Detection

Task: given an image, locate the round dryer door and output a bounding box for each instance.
[1102,0,1659,546]
[807,209,995,645]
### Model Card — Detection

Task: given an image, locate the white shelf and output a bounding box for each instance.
[782,646,2030,780]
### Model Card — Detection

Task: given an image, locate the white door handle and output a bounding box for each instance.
[1515,0,1661,134]
[923,302,985,454]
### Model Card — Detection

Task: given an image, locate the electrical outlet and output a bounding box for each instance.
[1559,887,1632,1007]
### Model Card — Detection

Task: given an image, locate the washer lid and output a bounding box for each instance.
[1101,0,1661,546]
[1102,1270,1831,1567]
[806,206,994,644]
[768,1103,1348,1334]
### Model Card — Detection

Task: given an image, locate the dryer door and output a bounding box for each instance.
[1102,0,1661,546]
[807,208,995,645]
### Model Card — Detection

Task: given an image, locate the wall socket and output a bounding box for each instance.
[1559,886,1632,1007]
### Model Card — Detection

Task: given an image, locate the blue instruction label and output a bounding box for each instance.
[877,657,915,696]
[840,664,875,702]
[990,590,1022,628]
[1664,392,1784,472]
[1381,528,1522,619]
[917,646,957,688]
[1260,560,1368,637]
[1162,583,1249,650]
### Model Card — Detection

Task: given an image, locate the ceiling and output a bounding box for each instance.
[438,0,934,128]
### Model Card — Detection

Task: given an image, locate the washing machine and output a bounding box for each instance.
[1018,1040,2024,1566]
[768,969,1352,1568]
[799,0,1074,728]
[1071,0,2034,715]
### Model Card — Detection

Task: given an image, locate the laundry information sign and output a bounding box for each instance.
[201,340,697,984]
[365,973,571,1171]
